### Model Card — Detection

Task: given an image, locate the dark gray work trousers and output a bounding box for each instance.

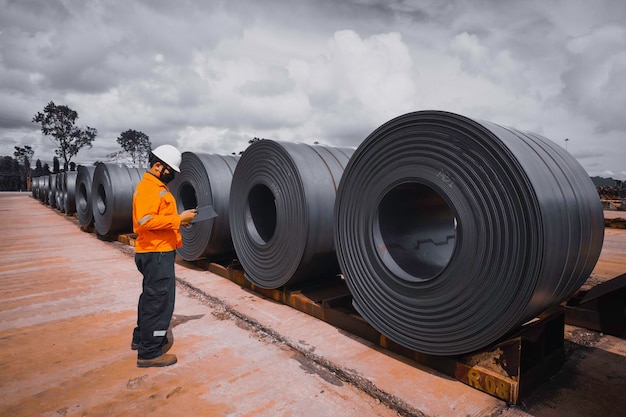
[133,251,176,360]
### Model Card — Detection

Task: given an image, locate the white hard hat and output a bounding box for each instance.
[151,144,181,172]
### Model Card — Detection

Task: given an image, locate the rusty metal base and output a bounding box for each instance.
[198,260,565,404]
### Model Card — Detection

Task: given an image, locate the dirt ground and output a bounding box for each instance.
[2,192,626,417]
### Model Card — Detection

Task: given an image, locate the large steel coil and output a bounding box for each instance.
[55,172,65,212]
[36,176,44,201]
[169,152,239,262]
[63,171,78,215]
[230,140,355,289]
[91,163,145,236]
[48,174,59,208]
[76,165,96,228]
[31,176,40,200]
[40,175,49,204]
[334,110,604,356]
[48,174,57,208]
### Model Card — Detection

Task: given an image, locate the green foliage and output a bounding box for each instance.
[116,129,152,164]
[32,101,98,170]
[0,155,25,191]
[33,159,50,178]
[13,145,34,166]
[34,159,43,177]
[236,137,267,155]
[13,145,34,184]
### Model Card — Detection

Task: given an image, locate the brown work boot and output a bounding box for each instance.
[137,353,177,368]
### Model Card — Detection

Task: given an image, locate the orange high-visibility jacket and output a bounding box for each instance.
[133,172,182,253]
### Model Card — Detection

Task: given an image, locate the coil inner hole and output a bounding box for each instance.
[377,182,456,281]
[179,183,198,210]
[246,184,277,244]
[96,184,107,215]
[78,183,88,212]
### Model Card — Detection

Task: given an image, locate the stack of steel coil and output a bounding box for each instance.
[334,110,604,356]
[25,110,603,357]
[169,152,239,262]
[229,140,354,289]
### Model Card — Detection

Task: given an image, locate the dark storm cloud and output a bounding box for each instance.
[0,0,624,178]
[561,24,626,133]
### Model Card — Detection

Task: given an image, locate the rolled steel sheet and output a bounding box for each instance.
[230,140,355,289]
[169,152,239,262]
[76,165,96,228]
[91,163,145,236]
[63,171,78,215]
[334,110,604,356]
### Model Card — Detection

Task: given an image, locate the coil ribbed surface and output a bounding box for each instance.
[63,171,78,215]
[48,174,57,209]
[56,172,65,212]
[31,176,39,200]
[76,166,96,228]
[91,163,145,236]
[40,175,50,204]
[169,152,239,261]
[334,110,604,356]
[230,140,354,289]
[31,176,42,201]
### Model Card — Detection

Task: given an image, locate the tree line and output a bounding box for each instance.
[0,101,152,191]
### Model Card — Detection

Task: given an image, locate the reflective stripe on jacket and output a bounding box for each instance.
[133,172,182,253]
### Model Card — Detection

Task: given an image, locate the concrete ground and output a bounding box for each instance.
[1,192,626,417]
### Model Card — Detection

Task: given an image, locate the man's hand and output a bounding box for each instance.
[180,208,198,225]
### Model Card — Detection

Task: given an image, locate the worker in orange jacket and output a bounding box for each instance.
[131,144,197,368]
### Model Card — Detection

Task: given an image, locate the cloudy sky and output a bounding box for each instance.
[1,0,625,179]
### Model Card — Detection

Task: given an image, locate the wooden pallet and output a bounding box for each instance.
[605,217,626,229]
[117,233,137,246]
[601,199,625,211]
